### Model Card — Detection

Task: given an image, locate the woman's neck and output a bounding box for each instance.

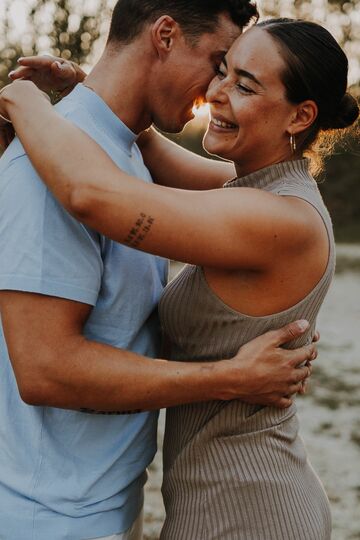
[234,154,301,178]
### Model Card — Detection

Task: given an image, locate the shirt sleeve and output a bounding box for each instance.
[0,151,103,306]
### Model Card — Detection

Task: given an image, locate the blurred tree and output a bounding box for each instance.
[259,0,360,86]
[0,0,110,90]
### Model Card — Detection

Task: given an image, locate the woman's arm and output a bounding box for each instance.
[10,57,235,189]
[1,81,311,270]
[138,128,236,190]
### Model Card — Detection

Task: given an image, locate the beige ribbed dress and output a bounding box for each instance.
[159,159,333,540]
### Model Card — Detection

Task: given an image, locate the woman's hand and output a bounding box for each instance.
[9,55,86,96]
[0,81,52,151]
[0,80,51,125]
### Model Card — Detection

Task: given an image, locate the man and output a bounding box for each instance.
[0,1,316,539]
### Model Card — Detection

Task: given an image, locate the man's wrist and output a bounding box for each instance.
[214,358,246,401]
[197,358,246,402]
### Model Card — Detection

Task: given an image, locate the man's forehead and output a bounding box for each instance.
[203,15,242,52]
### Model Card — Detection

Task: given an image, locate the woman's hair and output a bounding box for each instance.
[107,0,259,46]
[257,18,359,171]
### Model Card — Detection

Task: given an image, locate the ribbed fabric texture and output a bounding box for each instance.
[159,159,333,539]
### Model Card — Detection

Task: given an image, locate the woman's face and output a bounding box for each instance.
[203,27,297,173]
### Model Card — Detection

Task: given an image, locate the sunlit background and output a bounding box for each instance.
[0,2,359,539]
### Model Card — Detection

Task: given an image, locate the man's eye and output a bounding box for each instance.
[215,67,226,79]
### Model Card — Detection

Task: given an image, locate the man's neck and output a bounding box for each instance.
[84,44,153,134]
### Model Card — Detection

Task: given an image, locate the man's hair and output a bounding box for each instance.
[107,0,259,45]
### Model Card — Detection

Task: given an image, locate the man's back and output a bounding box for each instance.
[0,84,167,539]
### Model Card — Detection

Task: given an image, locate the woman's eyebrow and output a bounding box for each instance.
[223,56,265,88]
[234,68,264,88]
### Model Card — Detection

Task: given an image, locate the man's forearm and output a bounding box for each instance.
[1,289,314,411]
[19,328,314,412]
[138,128,235,190]
[20,336,233,411]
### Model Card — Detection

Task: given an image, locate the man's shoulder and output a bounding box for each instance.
[0,92,92,175]
[55,93,94,124]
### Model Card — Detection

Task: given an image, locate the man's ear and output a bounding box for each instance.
[151,16,179,59]
[288,100,318,136]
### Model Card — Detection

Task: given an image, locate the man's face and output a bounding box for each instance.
[150,14,242,133]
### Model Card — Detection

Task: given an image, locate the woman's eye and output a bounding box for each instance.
[236,83,254,94]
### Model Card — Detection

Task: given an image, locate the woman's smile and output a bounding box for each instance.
[210,114,238,132]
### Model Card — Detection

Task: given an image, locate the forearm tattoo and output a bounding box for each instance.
[124,213,155,248]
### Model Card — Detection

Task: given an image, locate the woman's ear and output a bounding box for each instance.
[150,16,178,60]
[288,100,318,136]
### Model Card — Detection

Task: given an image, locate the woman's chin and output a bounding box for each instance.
[203,133,231,160]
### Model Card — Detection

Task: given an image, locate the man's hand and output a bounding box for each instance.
[9,55,85,95]
[220,320,317,408]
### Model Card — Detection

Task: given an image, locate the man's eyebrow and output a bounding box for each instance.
[222,56,265,88]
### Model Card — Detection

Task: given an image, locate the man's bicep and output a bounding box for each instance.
[0,291,91,399]
[0,157,103,306]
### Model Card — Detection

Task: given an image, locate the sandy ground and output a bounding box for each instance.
[143,245,360,540]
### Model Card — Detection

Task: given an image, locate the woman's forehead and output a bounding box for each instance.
[227,27,286,82]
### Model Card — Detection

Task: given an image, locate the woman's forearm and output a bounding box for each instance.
[138,128,236,190]
[1,80,310,272]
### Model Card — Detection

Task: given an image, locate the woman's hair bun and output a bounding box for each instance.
[322,93,359,130]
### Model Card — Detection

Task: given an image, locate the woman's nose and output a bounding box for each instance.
[206,76,229,104]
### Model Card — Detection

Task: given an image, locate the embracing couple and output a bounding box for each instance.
[0,0,358,539]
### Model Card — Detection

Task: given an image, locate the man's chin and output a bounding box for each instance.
[153,120,188,134]
[153,111,194,134]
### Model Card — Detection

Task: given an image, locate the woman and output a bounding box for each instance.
[1,18,359,539]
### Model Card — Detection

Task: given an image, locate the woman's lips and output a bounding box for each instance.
[210,116,238,131]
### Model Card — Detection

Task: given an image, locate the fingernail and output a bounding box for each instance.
[297,320,309,332]
[55,61,64,70]
[8,71,15,77]
[18,57,24,62]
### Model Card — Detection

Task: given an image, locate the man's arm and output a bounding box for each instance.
[0,290,315,411]
[137,128,235,190]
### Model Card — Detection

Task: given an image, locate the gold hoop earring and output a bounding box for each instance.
[290,134,297,154]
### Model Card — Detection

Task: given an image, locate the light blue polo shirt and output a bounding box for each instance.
[0,84,168,540]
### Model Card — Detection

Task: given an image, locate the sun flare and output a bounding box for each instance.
[192,103,210,119]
